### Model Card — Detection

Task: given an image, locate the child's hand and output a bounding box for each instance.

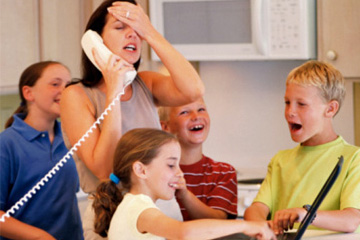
[242,221,276,240]
[172,176,188,199]
[271,207,307,234]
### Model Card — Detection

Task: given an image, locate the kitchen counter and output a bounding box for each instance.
[236,167,267,218]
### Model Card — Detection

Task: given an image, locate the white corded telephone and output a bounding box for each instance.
[81,29,137,86]
[0,30,134,223]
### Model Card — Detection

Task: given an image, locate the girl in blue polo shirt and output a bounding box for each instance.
[0,61,83,239]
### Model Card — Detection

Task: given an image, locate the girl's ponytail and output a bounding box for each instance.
[4,103,27,129]
[92,180,124,237]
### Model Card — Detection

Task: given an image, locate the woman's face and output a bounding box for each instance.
[26,64,71,120]
[101,14,142,64]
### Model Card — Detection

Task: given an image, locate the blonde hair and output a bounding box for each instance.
[158,106,171,122]
[286,60,346,110]
[158,97,207,122]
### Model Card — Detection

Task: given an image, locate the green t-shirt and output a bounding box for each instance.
[254,136,360,232]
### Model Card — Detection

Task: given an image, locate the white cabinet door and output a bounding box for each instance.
[317,0,360,78]
[0,0,85,95]
[39,0,83,80]
[0,0,40,94]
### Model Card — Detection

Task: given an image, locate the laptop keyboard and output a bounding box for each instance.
[215,232,297,240]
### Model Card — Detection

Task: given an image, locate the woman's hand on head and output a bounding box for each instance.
[108,2,156,41]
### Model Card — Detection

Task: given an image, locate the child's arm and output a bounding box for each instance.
[175,177,228,219]
[313,208,360,232]
[272,207,360,234]
[138,208,276,240]
[176,188,228,219]
[244,202,271,221]
[0,211,55,240]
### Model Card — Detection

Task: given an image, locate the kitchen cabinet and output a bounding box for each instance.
[317,0,360,78]
[39,0,84,79]
[0,0,40,94]
[0,0,97,95]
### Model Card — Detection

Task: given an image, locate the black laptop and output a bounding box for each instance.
[216,156,344,240]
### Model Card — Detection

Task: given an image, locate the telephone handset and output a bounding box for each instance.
[81,30,137,86]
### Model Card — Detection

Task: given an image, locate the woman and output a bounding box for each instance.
[60,0,204,239]
[0,61,83,240]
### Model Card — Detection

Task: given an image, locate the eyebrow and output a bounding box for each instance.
[166,157,179,162]
[51,77,67,82]
[110,18,125,25]
[113,19,123,24]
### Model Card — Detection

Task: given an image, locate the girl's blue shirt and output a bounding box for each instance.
[0,113,83,240]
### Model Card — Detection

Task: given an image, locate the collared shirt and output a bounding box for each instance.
[0,113,83,240]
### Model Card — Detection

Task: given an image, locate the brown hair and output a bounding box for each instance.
[4,61,65,128]
[92,128,178,237]
[80,0,140,87]
[286,60,346,112]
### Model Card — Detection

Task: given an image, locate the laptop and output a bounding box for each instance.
[216,156,344,240]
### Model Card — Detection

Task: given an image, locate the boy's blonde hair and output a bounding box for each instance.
[158,106,171,122]
[286,60,346,110]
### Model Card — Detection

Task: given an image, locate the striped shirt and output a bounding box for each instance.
[177,155,238,220]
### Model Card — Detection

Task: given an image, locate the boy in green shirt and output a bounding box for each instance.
[244,61,360,234]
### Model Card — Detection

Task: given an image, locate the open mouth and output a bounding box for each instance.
[124,44,136,51]
[189,125,204,132]
[290,123,302,131]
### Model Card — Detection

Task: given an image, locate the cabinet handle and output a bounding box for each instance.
[326,50,337,61]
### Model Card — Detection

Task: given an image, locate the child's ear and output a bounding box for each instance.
[160,120,170,132]
[22,86,34,102]
[325,100,339,117]
[132,161,147,179]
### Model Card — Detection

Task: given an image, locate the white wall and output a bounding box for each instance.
[199,60,355,177]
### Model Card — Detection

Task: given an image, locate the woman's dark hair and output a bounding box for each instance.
[4,61,63,128]
[92,128,178,237]
[81,0,140,87]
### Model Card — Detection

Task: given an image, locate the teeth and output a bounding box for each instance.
[124,44,136,50]
[190,125,203,131]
